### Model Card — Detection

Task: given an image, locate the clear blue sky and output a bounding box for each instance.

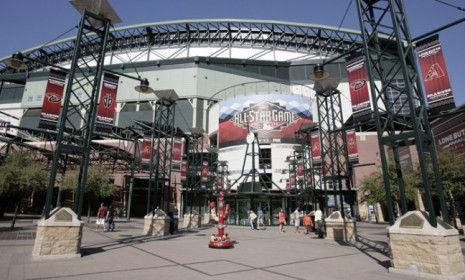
[1,0,464,105]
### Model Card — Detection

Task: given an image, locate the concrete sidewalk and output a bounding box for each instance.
[0,219,463,280]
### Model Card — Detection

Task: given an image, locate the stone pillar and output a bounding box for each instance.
[32,207,83,259]
[324,211,357,242]
[143,209,171,237]
[182,211,200,229]
[389,211,465,278]
[202,212,210,225]
[143,213,154,235]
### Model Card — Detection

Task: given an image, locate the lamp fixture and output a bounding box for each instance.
[3,52,27,70]
[134,78,154,94]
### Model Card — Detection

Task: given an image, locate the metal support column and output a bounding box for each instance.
[356,0,448,226]
[43,11,111,219]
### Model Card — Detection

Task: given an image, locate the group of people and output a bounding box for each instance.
[248,207,265,230]
[278,207,325,237]
[96,203,117,232]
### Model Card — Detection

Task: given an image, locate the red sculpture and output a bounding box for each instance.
[208,191,234,249]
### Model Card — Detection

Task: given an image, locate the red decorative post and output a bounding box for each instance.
[208,191,234,249]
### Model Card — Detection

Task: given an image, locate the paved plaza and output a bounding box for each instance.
[1,218,464,280]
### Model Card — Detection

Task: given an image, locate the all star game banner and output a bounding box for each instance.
[310,131,322,165]
[218,94,312,148]
[417,35,455,113]
[346,50,371,122]
[345,130,359,164]
[171,137,184,171]
[96,73,119,132]
[39,69,67,129]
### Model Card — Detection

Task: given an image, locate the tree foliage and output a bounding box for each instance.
[428,149,465,197]
[0,152,47,198]
[61,164,117,198]
[359,160,418,205]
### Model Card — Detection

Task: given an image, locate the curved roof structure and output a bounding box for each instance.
[0,19,364,75]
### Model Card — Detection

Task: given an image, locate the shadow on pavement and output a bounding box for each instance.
[350,234,391,269]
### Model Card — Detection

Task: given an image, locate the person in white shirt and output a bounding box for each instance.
[293,207,301,233]
[314,208,324,238]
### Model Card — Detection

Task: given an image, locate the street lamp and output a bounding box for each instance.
[310,64,349,219]
[139,88,179,213]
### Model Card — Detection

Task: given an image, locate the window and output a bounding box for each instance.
[259,148,271,169]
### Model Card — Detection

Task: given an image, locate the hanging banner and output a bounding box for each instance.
[289,174,296,189]
[296,159,304,179]
[346,50,371,122]
[96,73,119,132]
[216,176,224,190]
[201,161,209,182]
[171,138,183,171]
[180,160,188,181]
[39,69,67,129]
[346,130,359,164]
[311,132,322,165]
[417,35,455,113]
[140,139,152,163]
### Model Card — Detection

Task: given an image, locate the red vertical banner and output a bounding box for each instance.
[216,176,224,191]
[39,69,67,129]
[201,161,209,182]
[346,130,359,164]
[171,138,183,171]
[289,174,296,189]
[346,50,371,122]
[311,132,322,165]
[296,159,304,179]
[180,160,188,181]
[417,35,455,112]
[96,73,119,132]
[140,139,152,163]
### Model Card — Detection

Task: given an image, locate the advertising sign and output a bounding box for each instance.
[435,121,465,156]
[218,94,312,148]
[346,130,359,164]
[96,73,119,132]
[311,132,322,165]
[417,35,455,112]
[171,137,183,171]
[346,50,371,122]
[39,69,67,129]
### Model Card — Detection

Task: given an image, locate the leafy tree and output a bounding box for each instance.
[359,160,419,216]
[61,164,117,222]
[426,149,465,226]
[0,152,47,228]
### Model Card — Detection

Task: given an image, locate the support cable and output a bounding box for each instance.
[432,0,465,12]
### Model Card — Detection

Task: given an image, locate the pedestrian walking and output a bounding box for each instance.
[257,207,264,229]
[278,208,286,232]
[315,207,324,238]
[96,203,108,231]
[105,205,115,232]
[249,210,257,230]
[293,207,301,233]
[303,211,313,234]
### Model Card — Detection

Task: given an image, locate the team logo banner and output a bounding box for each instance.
[311,132,322,165]
[96,73,119,132]
[39,69,67,129]
[346,50,371,122]
[346,130,359,164]
[417,35,455,113]
[171,137,183,171]
[296,159,304,179]
[218,94,312,148]
[201,161,209,182]
[140,139,152,163]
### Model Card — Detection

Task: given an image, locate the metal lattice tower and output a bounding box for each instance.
[316,88,349,218]
[44,11,111,218]
[356,0,448,226]
[148,99,176,213]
